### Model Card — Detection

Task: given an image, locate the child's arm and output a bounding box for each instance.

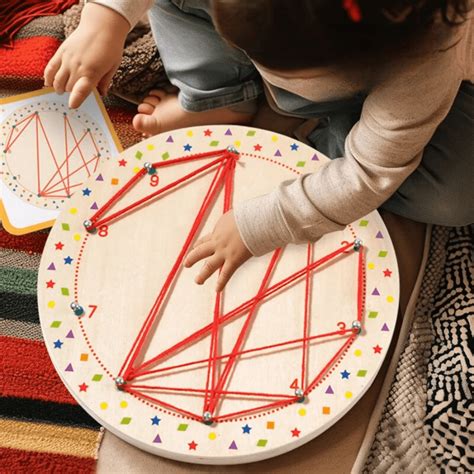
[44,1,151,108]
[185,39,465,289]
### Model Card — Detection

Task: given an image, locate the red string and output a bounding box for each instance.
[126,384,295,400]
[124,386,202,421]
[64,115,69,196]
[213,398,297,422]
[304,334,355,395]
[37,115,69,196]
[132,328,354,379]
[36,114,40,196]
[88,150,229,229]
[84,145,367,421]
[204,278,223,410]
[357,245,365,322]
[301,242,313,390]
[117,159,230,379]
[205,248,281,415]
[120,156,237,380]
[4,113,36,151]
[130,241,353,377]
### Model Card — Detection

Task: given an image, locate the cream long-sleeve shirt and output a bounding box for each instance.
[92,0,473,255]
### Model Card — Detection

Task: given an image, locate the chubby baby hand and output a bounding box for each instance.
[184,211,252,292]
[44,3,129,108]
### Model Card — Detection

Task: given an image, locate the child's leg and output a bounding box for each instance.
[134,0,262,136]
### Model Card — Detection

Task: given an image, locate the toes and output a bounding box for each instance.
[148,89,167,99]
[132,113,161,136]
[137,102,155,114]
[141,95,161,107]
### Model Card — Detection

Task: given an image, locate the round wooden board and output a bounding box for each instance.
[38,125,399,464]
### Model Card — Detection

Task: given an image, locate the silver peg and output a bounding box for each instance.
[226,145,239,155]
[70,301,84,316]
[353,238,363,251]
[352,320,362,334]
[83,219,95,232]
[295,388,305,403]
[202,411,213,425]
[144,162,156,174]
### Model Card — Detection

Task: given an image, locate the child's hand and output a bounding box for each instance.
[44,3,129,109]
[184,211,252,292]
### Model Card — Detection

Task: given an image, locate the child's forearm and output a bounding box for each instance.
[80,2,130,41]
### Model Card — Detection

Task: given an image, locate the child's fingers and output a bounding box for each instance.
[184,242,215,268]
[69,76,95,109]
[192,234,211,249]
[52,64,70,94]
[97,68,116,96]
[44,51,62,86]
[215,260,237,292]
[195,255,223,285]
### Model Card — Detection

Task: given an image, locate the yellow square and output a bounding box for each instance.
[80,353,89,361]
[266,421,275,430]
[111,178,119,185]
[322,406,330,415]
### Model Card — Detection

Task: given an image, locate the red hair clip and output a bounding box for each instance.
[343,0,362,22]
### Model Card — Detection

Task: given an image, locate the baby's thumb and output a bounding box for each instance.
[69,76,95,109]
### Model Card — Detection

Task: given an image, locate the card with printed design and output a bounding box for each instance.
[0,87,122,235]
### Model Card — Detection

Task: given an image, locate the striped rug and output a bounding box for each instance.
[0,6,143,472]
[0,229,104,472]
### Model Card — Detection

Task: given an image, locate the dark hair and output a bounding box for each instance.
[212,0,471,70]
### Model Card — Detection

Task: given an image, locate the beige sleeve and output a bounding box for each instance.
[88,0,154,27]
[235,48,463,256]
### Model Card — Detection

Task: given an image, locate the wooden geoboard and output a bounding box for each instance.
[0,88,122,235]
[38,125,399,464]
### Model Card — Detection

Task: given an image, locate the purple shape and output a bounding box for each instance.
[225,128,232,136]
[376,231,383,238]
[274,149,282,157]
[325,385,334,394]
[96,174,104,181]
[166,135,174,143]
[153,434,162,443]
[229,440,238,450]
[311,153,319,161]
[372,288,380,296]
[47,262,56,271]
[381,323,390,332]
[66,330,74,339]
[90,202,98,210]
[65,363,74,372]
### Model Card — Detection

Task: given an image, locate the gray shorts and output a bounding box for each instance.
[149,0,474,226]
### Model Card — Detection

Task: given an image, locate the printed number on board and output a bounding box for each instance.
[150,174,159,187]
[98,225,109,237]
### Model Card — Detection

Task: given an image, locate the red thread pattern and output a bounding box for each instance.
[79,148,365,422]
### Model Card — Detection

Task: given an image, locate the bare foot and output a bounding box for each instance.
[132,90,255,137]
